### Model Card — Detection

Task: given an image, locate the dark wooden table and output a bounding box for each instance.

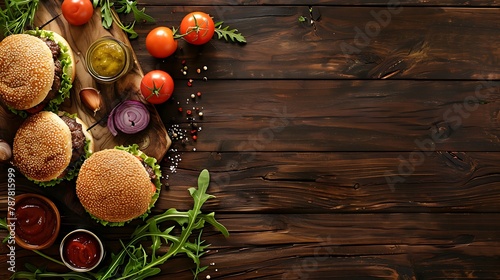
[2,1,500,279]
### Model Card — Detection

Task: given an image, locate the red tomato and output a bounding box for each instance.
[140,70,174,104]
[61,0,94,26]
[179,12,215,45]
[145,27,178,58]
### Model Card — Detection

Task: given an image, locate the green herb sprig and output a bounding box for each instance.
[214,21,246,43]
[0,0,39,37]
[3,169,228,280]
[92,0,155,39]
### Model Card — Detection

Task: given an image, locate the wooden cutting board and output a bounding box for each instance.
[0,0,170,162]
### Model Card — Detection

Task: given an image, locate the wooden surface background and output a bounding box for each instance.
[1,1,500,279]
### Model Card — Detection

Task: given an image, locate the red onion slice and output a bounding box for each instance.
[107,100,150,136]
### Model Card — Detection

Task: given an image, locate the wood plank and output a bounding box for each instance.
[127,6,500,80]
[1,213,499,279]
[157,151,500,213]
[152,80,500,152]
[2,150,500,214]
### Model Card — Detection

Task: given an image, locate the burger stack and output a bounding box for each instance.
[0,30,162,226]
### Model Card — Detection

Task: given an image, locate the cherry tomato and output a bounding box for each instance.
[61,0,94,26]
[145,27,178,58]
[140,70,174,104]
[179,12,215,45]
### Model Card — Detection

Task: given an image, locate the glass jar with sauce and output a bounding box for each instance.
[60,229,105,272]
[85,37,134,83]
[8,193,61,250]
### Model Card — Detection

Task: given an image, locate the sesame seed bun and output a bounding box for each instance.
[76,149,155,224]
[0,34,55,110]
[0,30,75,113]
[12,111,94,185]
[13,111,73,182]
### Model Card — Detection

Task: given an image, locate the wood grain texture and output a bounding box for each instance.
[26,0,171,161]
[155,80,500,152]
[0,1,499,280]
[140,0,500,7]
[128,6,500,80]
[1,213,499,279]
[0,150,499,215]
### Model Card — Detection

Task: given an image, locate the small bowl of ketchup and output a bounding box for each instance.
[60,229,105,272]
[7,193,61,250]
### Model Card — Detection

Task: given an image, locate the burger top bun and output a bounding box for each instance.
[13,111,73,182]
[76,149,154,224]
[0,34,55,110]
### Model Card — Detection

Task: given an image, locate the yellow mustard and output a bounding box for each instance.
[90,40,125,77]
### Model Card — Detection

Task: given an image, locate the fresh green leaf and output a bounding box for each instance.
[0,0,39,36]
[0,218,7,230]
[10,169,228,280]
[97,0,154,38]
[214,21,247,43]
[200,213,229,237]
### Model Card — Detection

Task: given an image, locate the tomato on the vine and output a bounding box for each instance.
[140,70,174,104]
[61,0,94,26]
[179,12,215,45]
[146,27,178,58]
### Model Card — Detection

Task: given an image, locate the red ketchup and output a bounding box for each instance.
[63,231,101,269]
[15,197,57,245]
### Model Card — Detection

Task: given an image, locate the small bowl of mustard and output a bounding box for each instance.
[85,37,134,83]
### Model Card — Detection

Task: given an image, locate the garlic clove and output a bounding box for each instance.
[80,87,102,115]
[0,139,12,162]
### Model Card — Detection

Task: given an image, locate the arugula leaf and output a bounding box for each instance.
[94,0,155,39]
[0,0,39,36]
[8,169,227,280]
[214,21,247,43]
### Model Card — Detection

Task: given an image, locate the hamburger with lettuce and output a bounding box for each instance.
[12,111,94,187]
[76,145,162,226]
[0,30,75,117]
